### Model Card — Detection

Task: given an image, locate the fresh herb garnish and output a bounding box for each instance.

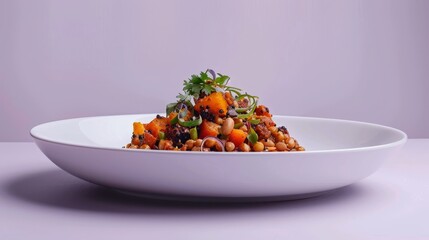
[166,68,259,120]
[249,119,260,125]
[247,127,258,145]
[178,115,202,127]
[182,69,230,98]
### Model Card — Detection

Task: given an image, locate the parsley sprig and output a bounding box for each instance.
[182,70,230,99]
[166,69,230,116]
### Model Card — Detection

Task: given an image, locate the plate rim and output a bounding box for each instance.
[30,114,408,155]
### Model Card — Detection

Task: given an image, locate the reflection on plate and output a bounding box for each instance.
[31,114,406,202]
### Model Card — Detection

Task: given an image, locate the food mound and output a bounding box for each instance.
[125,69,305,152]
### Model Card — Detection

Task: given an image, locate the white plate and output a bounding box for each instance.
[31,114,407,202]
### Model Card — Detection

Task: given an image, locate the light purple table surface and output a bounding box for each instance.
[0,140,428,240]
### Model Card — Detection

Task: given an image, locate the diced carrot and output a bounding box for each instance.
[194,92,228,117]
[143,132,157,148]
[131,136,140,146]
[168,112,178,122]
[146,117,169,138]
[133,122,145,135]
[199,120,220,139]
[228,129,247,147]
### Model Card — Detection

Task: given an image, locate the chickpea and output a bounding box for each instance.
[215,117,224,125]
[240,125,248,132]
[164,140,174,150]
[215,142,224,151]
[204,139,217,148]
[140,144,150,150]
[275,132,285,142]
[234,118,243,124]
[131,137,140,146]
[268,126,278,134]
[221,117,234,135]
[287,138,296,149]
[263,139,275,147]
[191,146,201,151]
[185,139,195,150]
[253,142,264,152]
[239,143,251,152]
[276,142,288,151]
[266,146,277,151]
[195,139,203,147]
[233,100,239,108]
[158,140,166,150]
[225,91,234,105]
[298,146,305,151]
[129,144,138,149]
[225,142,235,152]
[295,142,300,148]
[271,132,279,138]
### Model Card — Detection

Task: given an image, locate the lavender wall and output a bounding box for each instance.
[1,0,428,141]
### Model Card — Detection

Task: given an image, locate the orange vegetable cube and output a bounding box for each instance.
[133,122,145,135]
[146,117,169,138]
[199,120,220,139]
[168,112,178,121]
[194,92,228,117]
[228,129,247,147]
[143,132,157,148]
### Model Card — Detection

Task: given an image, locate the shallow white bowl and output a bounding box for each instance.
[31,114,407,201]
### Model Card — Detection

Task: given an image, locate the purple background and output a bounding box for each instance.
[1,0,428,141]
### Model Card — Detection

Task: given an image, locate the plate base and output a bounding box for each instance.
[114,188,345,203]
